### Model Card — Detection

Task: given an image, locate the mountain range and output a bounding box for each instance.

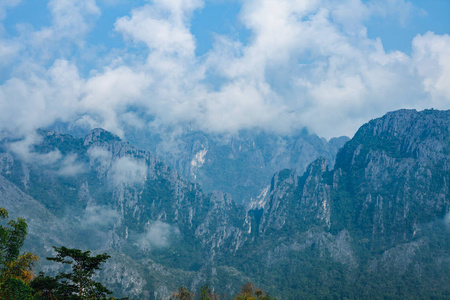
[0,109,449,299]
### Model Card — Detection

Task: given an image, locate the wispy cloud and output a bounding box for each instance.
[57,154,87,176]
[137,221,180,250]
[82,205,120,228]
[111,156,148,185]
[7,133,63,165]
[0,0,21,21]
[6,133,87,176]
[88,147,112,167]
[412,32,450,104]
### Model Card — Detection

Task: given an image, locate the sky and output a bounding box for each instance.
[0,0,449,140]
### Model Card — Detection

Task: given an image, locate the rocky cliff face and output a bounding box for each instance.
[247,157,332,237]
[0,109,448,299]
[332,109,449,246]
[124,128,349,204]
[250,109,449,239]
[0,128,251,299]
[241,109,449,298]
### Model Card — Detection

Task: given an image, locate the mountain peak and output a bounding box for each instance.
[304,156,328,176]
[335,109,450,170]
[83,128,121,146]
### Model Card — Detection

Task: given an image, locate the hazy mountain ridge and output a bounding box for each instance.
[333,109,449,244]
[0,127,251,298]
[242,109,449,298]
[121,127,349,204]
[50,121,349,205]
[0,109,448,299]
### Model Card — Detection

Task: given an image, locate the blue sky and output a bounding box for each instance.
[0,0,449,139]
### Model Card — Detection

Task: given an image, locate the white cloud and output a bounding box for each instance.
[366,0,414,26]
[138,221,180,250]
[198,82,291,133]
[0,0,449,141]
[33,0,100,46]
[82,205,120,227]
[0,0,100,74]
[7,133,62,165]
[196,0,429,137]
[0,40,20,63]
[0,0,21,21]
[412,32,450,104]
[120,112,145,129]
[88,147,112,166]
[111,156,147,185]
[0,59,83,135]
[87,147,113,178]
[81,66,151,135]
[115,2,200,57]
[49,0,99,33]
[57,154,87,176]
[6,133,86,176]
[330,0,369,35]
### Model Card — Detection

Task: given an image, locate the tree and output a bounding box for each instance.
[38,246,114,299]
[0,207,124,299]
[30,272,61,300]
[170,286,194,300]
[0,207,38,299]
[199,284,221,300]
[1,277,35,300]
[171,284,222,300]
[32,248,129,299]
[233,282,276,300]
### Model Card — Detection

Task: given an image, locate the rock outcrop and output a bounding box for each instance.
[0,109,448,299]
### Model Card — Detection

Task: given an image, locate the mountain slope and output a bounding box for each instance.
[0,129,250,298]
[244,109,449,298]
[0,109,448,299]
[123,128,349,204]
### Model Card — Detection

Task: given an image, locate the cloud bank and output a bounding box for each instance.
[111,156,148,185]
[138,221,180,250]
[82,205,120,228]
[7,133,86,176]
[0,0,449,139]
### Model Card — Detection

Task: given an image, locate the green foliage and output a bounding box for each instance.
[199,284,220,300]
[1,252,38,284]
[169,284,222,300]
[36,246,115,299]
[31,248,129,299]
[30,272,60,300]
[1,112,449,299]
[1,277,36,300]
[233,282,275,300]
[0,207,38,299]
[34,130,87,156]
[0,208,29,265]
[170,286,194,300]
[170,283,276,300]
